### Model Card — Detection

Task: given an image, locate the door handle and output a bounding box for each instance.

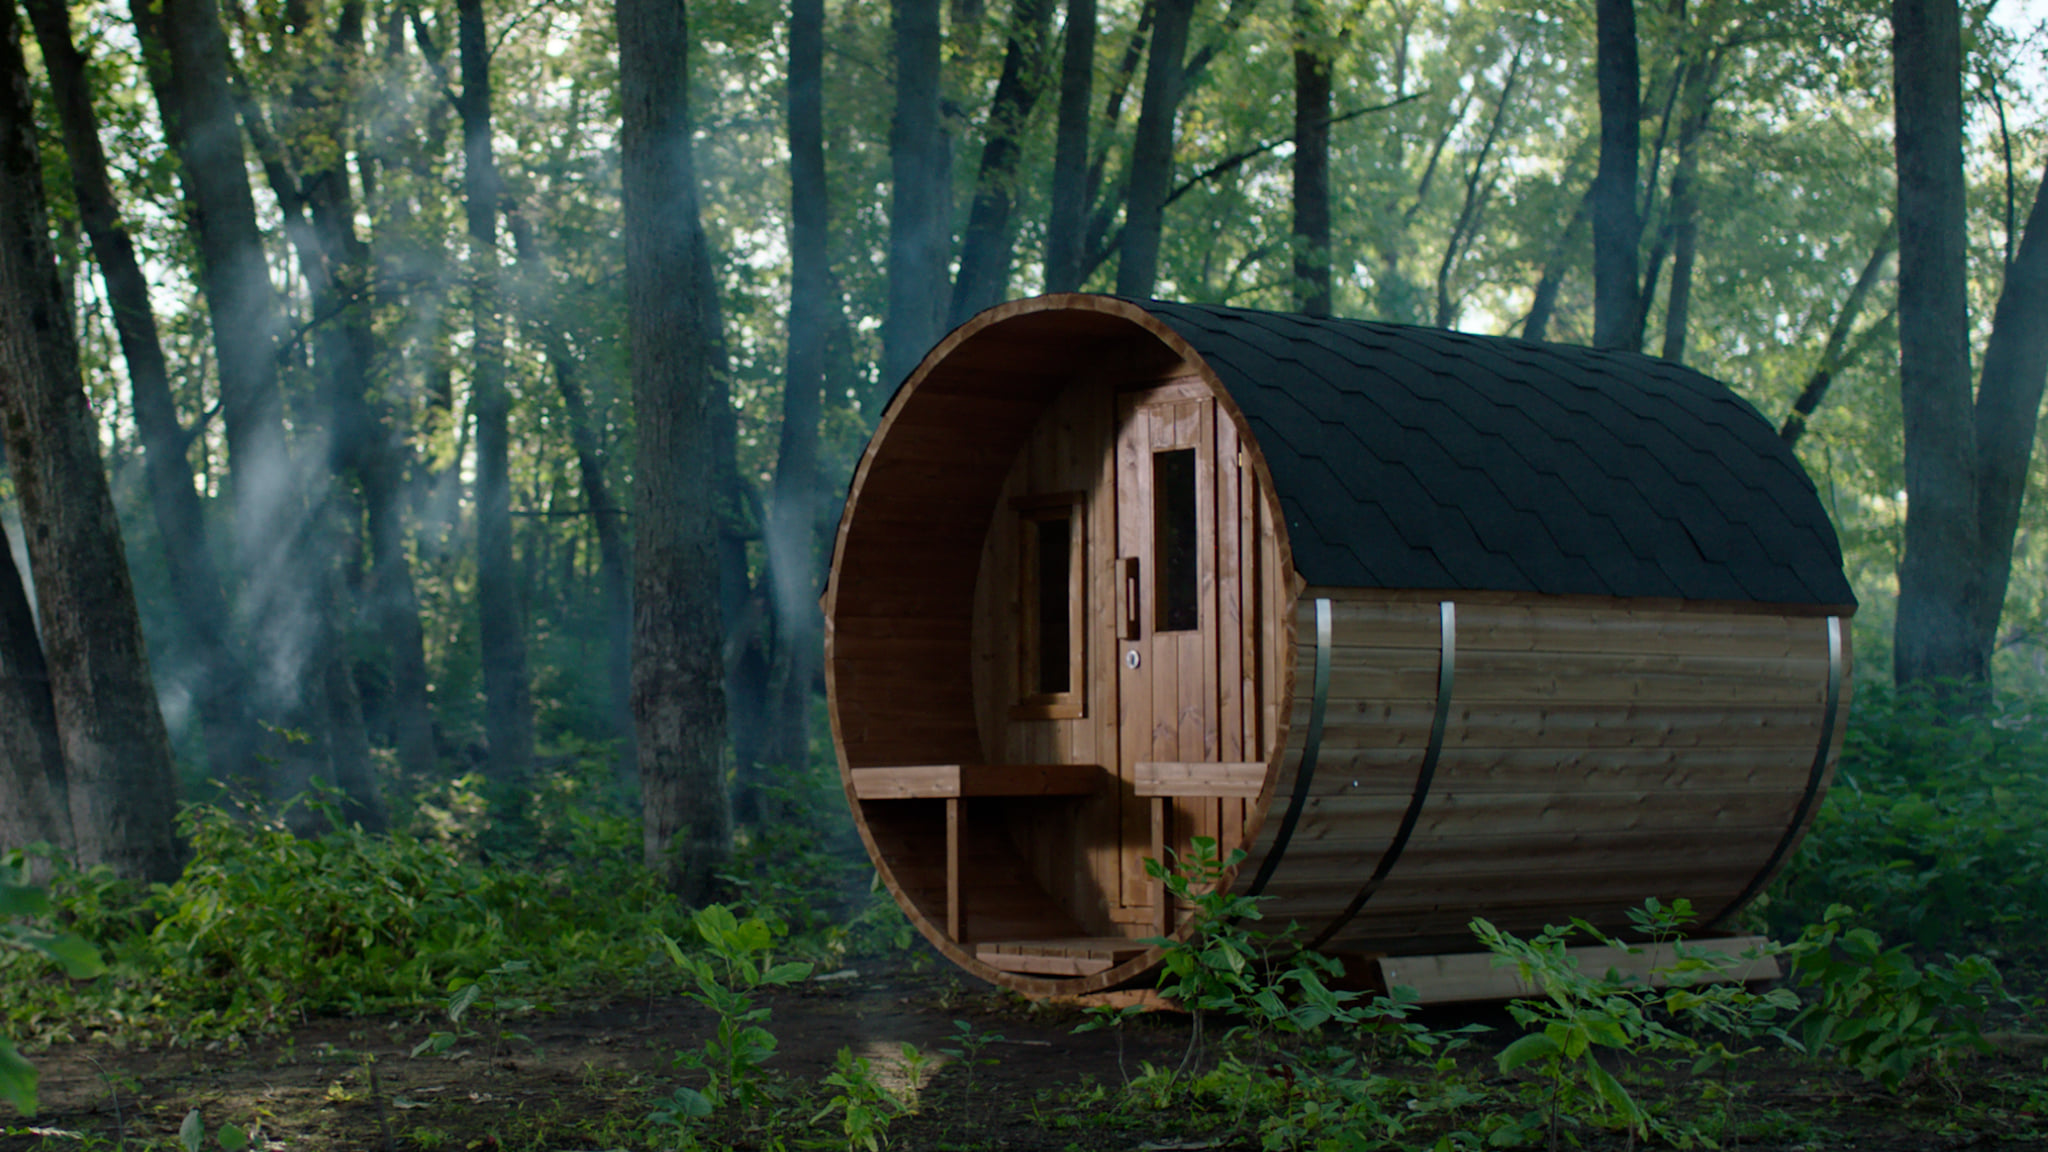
[1118,557,1141,640]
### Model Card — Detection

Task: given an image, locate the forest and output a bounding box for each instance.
[1,0,2048,1143]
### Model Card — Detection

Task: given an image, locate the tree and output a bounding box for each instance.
[21,0,264,787]
[949,0,1058,323]
[1042,0,1097,292]
[1291,0,1332,316]
[1590,0,1639,349]
[1891,0,2048,695]
[458,0,537,785]
[0,0,182,881]
[619,0,732,900]
[882,0,949,387]
[0,517,69,859]
[1116,0,1195,297]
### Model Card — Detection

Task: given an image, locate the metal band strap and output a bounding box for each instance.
[1307,600,1456,949]
[1704,615,1844,931]
[1247,597,1331,897]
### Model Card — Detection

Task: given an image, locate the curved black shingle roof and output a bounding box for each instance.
[1136,300,1855,607]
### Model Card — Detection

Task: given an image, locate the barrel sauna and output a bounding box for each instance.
[824,294,1855,999]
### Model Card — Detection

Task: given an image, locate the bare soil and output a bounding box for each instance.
[6,945,2047,1151]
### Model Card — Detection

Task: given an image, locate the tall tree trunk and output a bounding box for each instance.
[1115,0,1194,297]
[765,0,831,802]
[1780,227,1897,446]
[507,209,633,761]
[22,0,263,787]
[950,0,1058,323]
[1434,44,1522,330]
[1644,48,1720,359]
[1042,0,1095,292]
[0,7,181,881]
[1892,0,1981,689]
[620,0,732,901]
[458,0,535,783]
[0,517,70,859]
[1965,154,2048,670]
[1290,0,1331,317]
[1523,185,1591,341]
[133,0,332,805]
[883,0,949,389]
[1590,0,1640,349]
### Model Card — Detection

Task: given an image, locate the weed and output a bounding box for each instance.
[656,903,812,1116]
[810,1047,905,1151]
[1,852,105,1116]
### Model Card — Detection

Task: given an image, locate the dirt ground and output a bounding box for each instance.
[6,944,2048,1151]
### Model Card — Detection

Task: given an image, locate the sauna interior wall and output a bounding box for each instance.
[829,306,1140,946]
[1234,590,1851,954]
[966,356,1292,942]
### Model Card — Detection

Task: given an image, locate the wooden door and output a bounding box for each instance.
[1112,382,1261,916]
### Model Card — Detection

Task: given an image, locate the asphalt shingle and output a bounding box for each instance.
[1134,299,1855,607]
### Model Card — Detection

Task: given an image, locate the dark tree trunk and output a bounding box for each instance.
[1290,0,1331,317]
[1644,50,1720,360]
[1892,0,1982,690]
[22,0,263,786]
[0,7,182,881]
[1435,45,1522,330]
[0,518,70,858]
[619,0,732,901]
[1523,186,1591,341]
[883,0,950,388]
[133,0,334,805]
[1966,153,2048,668]
[507,209,633,760]
[1781,227,1896,446]
[765,0,831,800]
[458,0,535,783]
[1591,0,1640,349]
[950,0,1058,323]
[1042,0,1095,292]
[1115,0,1195,298]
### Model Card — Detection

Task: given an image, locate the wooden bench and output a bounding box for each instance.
[850,764,1102,940]
[1134,762,1267,936]
[975,937,1149,977]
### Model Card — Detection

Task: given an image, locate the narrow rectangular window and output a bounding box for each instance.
[1034,515,1072,694]
[1014,493,1085,719]
[1154,448,1199,632]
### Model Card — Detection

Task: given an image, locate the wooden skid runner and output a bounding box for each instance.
[976,937,1149,977]
[1375,936,1780,1005]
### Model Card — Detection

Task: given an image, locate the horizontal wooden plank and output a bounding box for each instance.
[1134,761,1268,798]
[1313,746,1813,795]
[1316,701,1826,749]
[1377,936,1780,1004]
[852,764,1105,799]
[974,951,1115,976]
[1315,597,1826,659]
[1282,788,1801,846]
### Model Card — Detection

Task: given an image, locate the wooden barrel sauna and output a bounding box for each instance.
[823,294,1855,998]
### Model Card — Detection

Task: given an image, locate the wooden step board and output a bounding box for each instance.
[976,937,1150,977]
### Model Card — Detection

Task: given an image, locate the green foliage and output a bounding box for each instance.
[657,904,813,1115]
[1784,904,1999,1091]
[2,851,106,1117]
[1,796,686,1050]
[1770,681,2048,951]
[809,1047,905,1152]
[409,960,538,1059]
[179,1107,251,1151]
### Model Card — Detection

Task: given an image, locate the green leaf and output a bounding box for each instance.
[218,1122,250,1151]
[0,882,52,918]
[1496,1032,1559,1073]
[1585,1061,1640,1124]
[181,1107,205,1152]
[763,961,814,985]
[0,1038,37,1116]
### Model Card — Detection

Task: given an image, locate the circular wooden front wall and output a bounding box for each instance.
[824,295,1849,997]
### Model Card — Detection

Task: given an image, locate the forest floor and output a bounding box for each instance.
[6,941,2048,1152]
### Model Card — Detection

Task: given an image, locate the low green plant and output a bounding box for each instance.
[178,1107,251,1151]
[2,850,106,1116]
[1144,836,1270,1070]
[809,1047,904,1151]
[657,903,813,1115]
[1784,903,1998,1091]
[410,960,537,1059]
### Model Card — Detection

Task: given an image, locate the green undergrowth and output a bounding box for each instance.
[1767,681,2048,956]
[2,765,877,1056]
